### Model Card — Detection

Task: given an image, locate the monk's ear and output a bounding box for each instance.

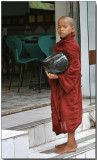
[72,26,75,32]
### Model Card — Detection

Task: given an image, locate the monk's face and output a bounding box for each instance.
[58,18,75,39]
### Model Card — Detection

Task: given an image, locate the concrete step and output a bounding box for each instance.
[2,129,29,159]
[2,104,95,148]
[28,128,95,159]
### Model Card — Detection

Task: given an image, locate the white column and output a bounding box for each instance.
[55,1,70,42]
[80,2,90,97]
[87,2,95,97]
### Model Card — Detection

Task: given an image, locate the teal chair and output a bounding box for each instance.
[38,35,56,57]
[6,36,45,92]
[22,35,45,91]
[38,35,56,88]
[15,34,25,39]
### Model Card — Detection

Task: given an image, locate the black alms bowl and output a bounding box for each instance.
[43,52,69,74]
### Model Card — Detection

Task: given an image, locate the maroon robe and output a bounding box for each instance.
[49,32,82,135]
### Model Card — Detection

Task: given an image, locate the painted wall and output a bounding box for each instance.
[55,1,70,42]
[80,2,90,97]
[88,1,95,98]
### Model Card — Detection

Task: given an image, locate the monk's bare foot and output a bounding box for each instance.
[55,142,77,148]
[54,143,76,154]
[55,142,67,148]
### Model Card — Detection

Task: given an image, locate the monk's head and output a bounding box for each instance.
[57,16,75,39]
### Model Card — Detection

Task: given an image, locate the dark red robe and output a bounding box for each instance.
[49,32,82,135]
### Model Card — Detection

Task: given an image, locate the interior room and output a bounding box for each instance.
[2,1,56,92]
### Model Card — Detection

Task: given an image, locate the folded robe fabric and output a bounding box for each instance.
[49,32,82,135]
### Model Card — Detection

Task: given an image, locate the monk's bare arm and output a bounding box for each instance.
[45,71,59,79]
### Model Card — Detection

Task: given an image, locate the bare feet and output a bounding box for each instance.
[54,143,76,154]
[55,142,77,148]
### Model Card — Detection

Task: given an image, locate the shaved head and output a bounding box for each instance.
[58,16,74,27]
[57,16,75,39]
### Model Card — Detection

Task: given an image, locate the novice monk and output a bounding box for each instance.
[45,16,82,154]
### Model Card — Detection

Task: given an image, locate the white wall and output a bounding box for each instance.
[80,1,95,98]
[87,2,95,98]
[55,1,70,42]
[79,2,90,97]
[88,2,95,50]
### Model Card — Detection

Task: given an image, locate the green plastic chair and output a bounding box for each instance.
[15,34,25,39]
[22,35,44,60]
[38,35,56,88]
[38,35,56,57]
[6,36,45,92]
[23,35,41,40]
[6,36,40,64]
[22,35,46,91]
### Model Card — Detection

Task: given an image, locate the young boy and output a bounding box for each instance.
[45,16,82,154]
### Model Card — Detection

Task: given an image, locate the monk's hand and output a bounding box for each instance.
[45,71,58,79]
